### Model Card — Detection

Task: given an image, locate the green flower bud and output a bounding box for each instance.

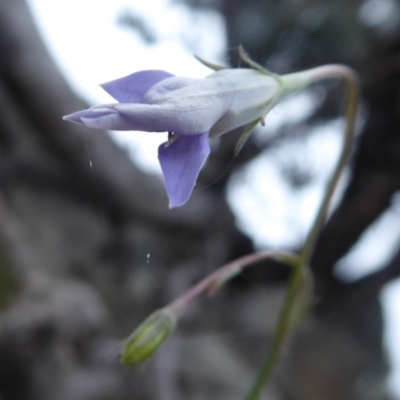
[120,308,177,369]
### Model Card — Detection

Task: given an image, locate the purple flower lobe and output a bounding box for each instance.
[158,133,210,208]
[100,70,174,103]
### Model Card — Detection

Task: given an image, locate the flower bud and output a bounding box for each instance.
[120,308,176,369]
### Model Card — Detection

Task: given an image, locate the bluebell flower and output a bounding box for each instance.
[64,68,282,207]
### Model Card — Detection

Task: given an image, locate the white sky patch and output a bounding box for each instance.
[382,278,400,396]
[228,120,343,249]
[336,204,400,282]
[358,0,400,34]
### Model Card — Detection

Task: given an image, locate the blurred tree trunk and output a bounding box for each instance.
[0,1,253,399]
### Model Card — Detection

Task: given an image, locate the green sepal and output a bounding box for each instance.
[234,118,261,156]
[194,54,226,71]
[238,45,280,80]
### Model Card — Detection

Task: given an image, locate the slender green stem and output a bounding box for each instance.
[245,65,359,400]
[245,267,304,400]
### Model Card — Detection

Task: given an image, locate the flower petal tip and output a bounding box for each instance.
[62,113,83,124]
[100,70,175,103]
[168,197,188,209]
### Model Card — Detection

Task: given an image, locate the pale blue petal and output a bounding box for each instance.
[63,106,138,130]
[100,70,174,103]
[158,133,210,208]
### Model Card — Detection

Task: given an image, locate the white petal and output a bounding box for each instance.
[136,77,231,135]
[207,69,280,137]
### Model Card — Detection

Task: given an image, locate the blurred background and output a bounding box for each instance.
[1,0,400,399]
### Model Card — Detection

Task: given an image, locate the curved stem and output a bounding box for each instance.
[294,66,359,266]
[168,251,299,317]
[245,65,359,400]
